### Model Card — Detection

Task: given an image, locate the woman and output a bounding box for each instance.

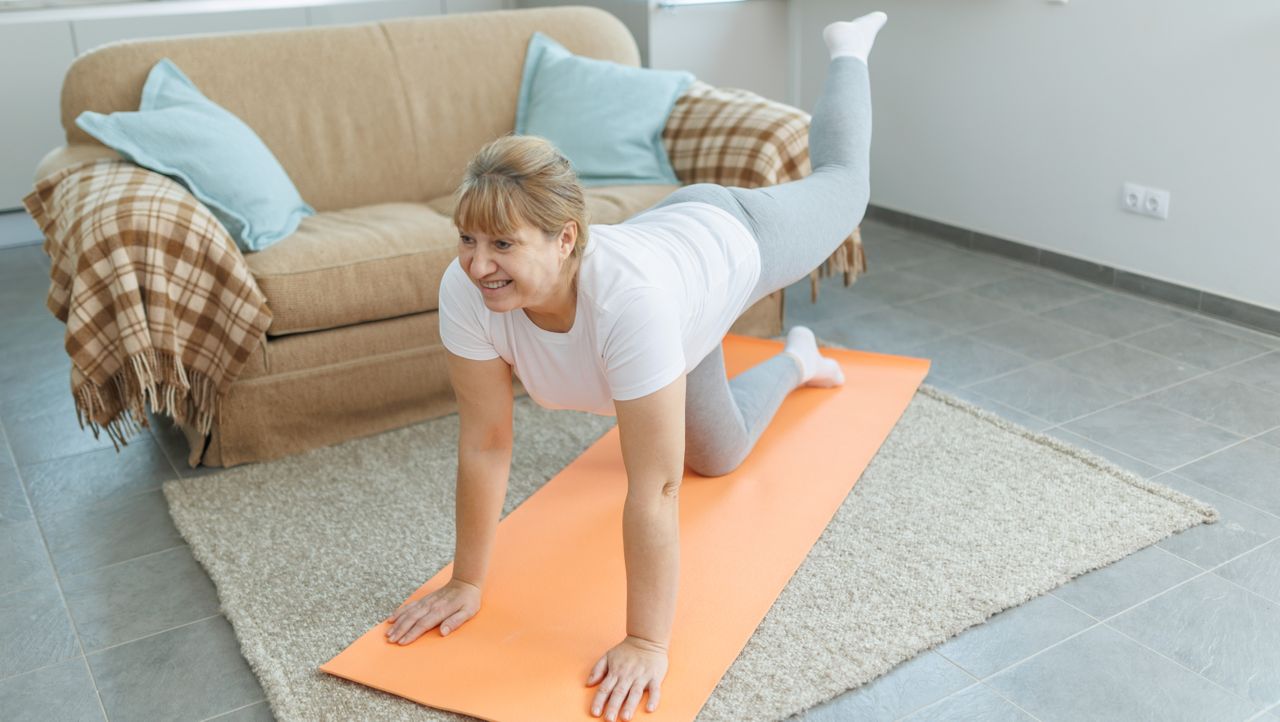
[385,12,886,721]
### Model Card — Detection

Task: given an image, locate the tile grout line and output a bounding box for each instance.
[148,420,187,482]
[873,214,1280,340]
[1103,621,1266,717]
[13,437,123,469]
[1040,414,1280,524]
[83,613,224,657]
[807,242,1065,321]
[953,316,1191,393]
[925,315,1203,433]
[57,542,191,581]
[972,680,1047,722]
[1175,533,1280,584]
[0,417,111,722]
[903,654,1047,722]
[0,656,89,687]
[1039,428,1163,476]
[20,424,190,540]
[30,485,183,539]
[883,228,1280,374]
[198,697,269,722]
[959,310,1191,384]
[921,292,1280,716]
[983,340,1277,450]
[88,423,247,720]
[884,655,985,722]
[988,542,1280,714]
[823,239,1280,696]
[808,270,1098,367]
[967,593,1251,716]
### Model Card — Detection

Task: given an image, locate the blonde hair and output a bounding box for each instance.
[453,135,590,258]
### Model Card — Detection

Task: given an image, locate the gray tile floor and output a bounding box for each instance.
[2,219,1279,721]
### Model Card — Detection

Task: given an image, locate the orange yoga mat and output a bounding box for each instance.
[321,334,930,721]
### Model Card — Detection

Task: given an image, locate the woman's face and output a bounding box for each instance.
[458,223,574,314]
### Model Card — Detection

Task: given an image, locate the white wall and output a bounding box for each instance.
[795,0,1280,312]
[517,0,789,102]
[648,0,788,103]
[0,20,78,214]
[518,0,650,65]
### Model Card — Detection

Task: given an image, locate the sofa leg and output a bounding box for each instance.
[177,422,212,468]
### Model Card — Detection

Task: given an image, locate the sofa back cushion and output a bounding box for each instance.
[61,23,420,213]
[59,7,639,212]
[382,7,640,200]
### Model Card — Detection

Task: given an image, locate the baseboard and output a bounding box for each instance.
[0,210,41,250]
[864,205,1280,339]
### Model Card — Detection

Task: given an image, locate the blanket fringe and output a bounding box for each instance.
[72,349,220,451]
[809,228,868,303]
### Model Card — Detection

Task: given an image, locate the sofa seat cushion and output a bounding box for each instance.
[245,203,458,336]
[252,185,682,336]
[239,310,441,380]
[426,183,680,229]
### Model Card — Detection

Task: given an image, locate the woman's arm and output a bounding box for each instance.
[612,374,687,647]
[447,351,515,591]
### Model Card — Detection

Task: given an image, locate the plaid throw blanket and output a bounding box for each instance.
[664,81,867,300]
[22,159,272,449]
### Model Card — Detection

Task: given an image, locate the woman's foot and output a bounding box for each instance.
[823,11,887,63]
[783,326,845,388]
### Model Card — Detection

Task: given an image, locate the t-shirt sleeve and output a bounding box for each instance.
[438,259,500,361]
[603,289,686,401]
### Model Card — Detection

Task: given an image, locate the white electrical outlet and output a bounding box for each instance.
[1122,183,1144,213]
[1143,187,1171,219]
[1120,182,1171,219]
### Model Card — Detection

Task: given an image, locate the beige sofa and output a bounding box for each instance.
[33,6,811,468]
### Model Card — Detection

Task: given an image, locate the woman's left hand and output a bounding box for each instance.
[586,635,669,720]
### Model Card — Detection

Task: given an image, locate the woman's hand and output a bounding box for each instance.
[586,636,668,721]
[384,578,482,645]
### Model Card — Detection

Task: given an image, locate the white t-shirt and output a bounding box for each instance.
[438,201,761,416]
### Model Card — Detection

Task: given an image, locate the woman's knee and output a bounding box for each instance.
[685,444,747,478]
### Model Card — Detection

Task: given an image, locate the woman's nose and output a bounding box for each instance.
[470,248,495,277]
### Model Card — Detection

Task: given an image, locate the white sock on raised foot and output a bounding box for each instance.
[783,325,845,389]
[822,11,888,63]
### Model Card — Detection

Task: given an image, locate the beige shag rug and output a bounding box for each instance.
[162,384,1215,722]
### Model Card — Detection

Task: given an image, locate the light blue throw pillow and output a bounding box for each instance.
[75,58,313,253]
[515,32,694,187]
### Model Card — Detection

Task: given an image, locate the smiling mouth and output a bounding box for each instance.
[480,280,511,290]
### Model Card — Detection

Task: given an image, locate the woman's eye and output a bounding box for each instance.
[459,237,474,246]
[494,240,512,250]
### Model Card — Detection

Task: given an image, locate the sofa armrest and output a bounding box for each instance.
[34,144,123,184]
[29,148,251,277]
[23,156,271,450]
[663,81,867,301]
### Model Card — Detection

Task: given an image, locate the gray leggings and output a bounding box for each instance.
[631,56,872,476]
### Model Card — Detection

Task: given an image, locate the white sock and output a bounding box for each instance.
[783,326,845,389]
[823,11,888,63]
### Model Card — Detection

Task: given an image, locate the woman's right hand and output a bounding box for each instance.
[385,578,483,645]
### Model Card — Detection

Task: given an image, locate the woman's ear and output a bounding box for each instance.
[559,221,579,259]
